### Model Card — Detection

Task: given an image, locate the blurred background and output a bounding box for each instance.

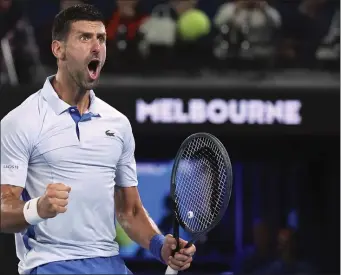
[0,0,340,274]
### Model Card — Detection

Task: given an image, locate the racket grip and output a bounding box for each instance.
[165,265,178,275]
[184,240,193,248]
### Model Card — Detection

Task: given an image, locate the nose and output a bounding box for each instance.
[91,40,100,54]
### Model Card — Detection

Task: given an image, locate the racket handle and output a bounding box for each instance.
[165,266,178,275]
[184,240,193,248]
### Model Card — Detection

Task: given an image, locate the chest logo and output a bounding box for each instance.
[105,130,115,137]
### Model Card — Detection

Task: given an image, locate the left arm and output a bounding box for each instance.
[114,119,160,249]
[114,119,196,269]
[114,185,160,249]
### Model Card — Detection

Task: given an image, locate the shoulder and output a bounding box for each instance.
[1,90,45,138]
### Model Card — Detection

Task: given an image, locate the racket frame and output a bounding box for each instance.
[169,132,233,248]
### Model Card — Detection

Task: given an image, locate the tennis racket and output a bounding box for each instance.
[165,132,233,275]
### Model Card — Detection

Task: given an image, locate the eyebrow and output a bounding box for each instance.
[76,31,106,36]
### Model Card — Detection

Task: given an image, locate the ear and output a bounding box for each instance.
[51,40,66,61]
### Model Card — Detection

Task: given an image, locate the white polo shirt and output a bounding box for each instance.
[1,76,138,274]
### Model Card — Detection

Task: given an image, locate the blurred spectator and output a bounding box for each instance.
[105,0,148,73]
[213,0,281,62]
[0,0,44,84]
[106,0,147,42]
[0,0,22,40]
[2,0,339,79]
[0,0,19,84]
[256,227,316,274]
[278,0,333,67]
[316,8,340,67]
[138,1,199,51]
[137,0,200,73]
[233,220,274,274]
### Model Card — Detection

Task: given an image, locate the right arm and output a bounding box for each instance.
[1,111,70,233]
[1,110,31,233]
[0,185,27,233]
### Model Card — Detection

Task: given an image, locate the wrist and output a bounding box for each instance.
[23,197,46,225]
[149,234,166,264]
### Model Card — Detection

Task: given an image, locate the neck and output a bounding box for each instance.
[53,70,90,115]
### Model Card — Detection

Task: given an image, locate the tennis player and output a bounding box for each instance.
[0,4,195,274]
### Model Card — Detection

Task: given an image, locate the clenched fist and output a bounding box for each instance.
[161,234,196,271]
[37,183,71,219]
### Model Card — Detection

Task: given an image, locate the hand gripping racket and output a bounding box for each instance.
[165,133,233,274]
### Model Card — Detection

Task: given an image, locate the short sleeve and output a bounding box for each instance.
[115,119,138,187]
[1,113,32,188]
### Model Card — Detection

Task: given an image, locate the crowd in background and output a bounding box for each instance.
[231,221,315,274]
[0,0,340,84]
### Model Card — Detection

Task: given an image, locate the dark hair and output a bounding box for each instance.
[52,4,104,41]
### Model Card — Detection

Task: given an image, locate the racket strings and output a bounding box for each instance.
[174,137,231,233]
[176,159,215,230]
[176,144,225,230]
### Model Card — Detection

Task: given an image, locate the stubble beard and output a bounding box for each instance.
[68,65,99,92]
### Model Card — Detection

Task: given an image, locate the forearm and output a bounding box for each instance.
[0,196,28,233]
[116,207,161,249]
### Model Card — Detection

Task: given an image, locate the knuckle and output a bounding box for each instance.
[170,258,176,265]
[170,264,178,270]
[188,257,193,263]
[180,255,187,261]
[176,260,183,266]
[56,191,68,199]
[166,234,173,240]
[48,197,55,205]
[51,204,58,211]
[182,263,190,270]
[62,184,70,191]
[55,206,62,213]
[46,190,54,198]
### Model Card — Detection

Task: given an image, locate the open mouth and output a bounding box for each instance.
[87,60,100,80]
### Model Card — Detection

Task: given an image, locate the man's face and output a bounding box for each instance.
[56,20,107,90]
